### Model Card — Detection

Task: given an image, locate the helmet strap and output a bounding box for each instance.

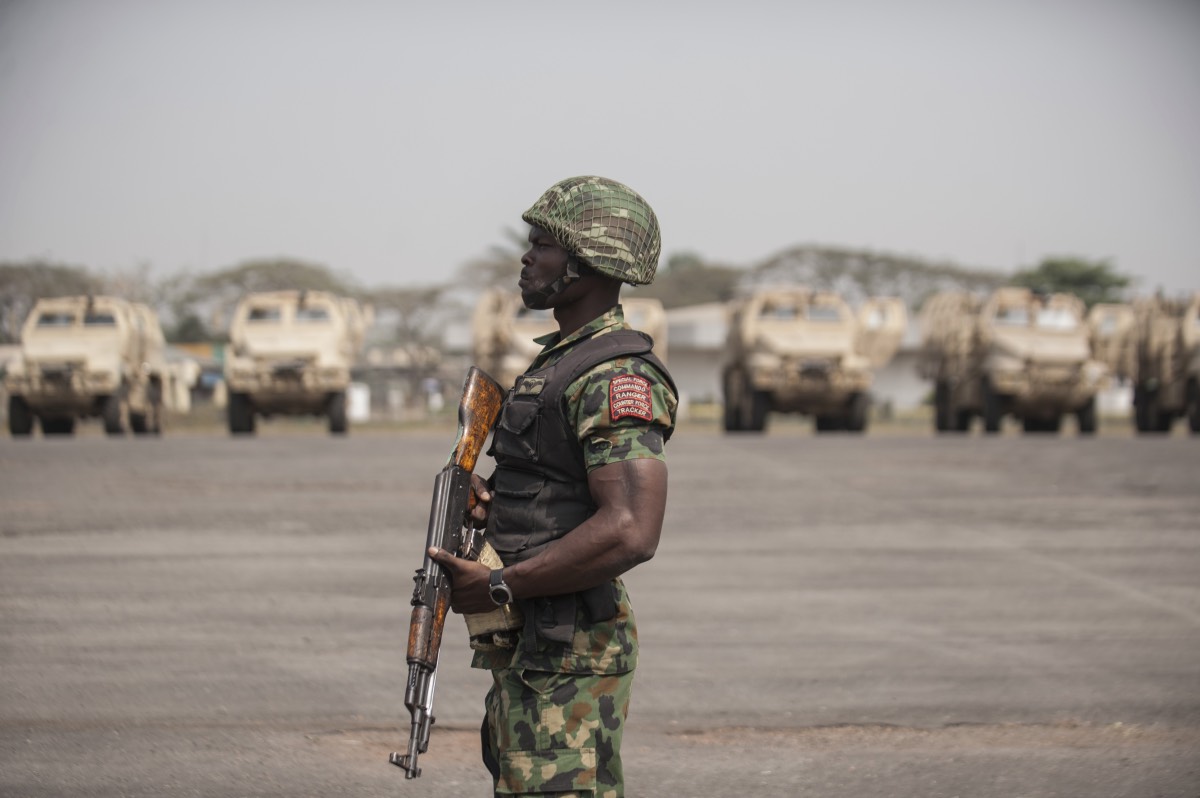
[526,256,585,306]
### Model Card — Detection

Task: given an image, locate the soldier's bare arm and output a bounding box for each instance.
[430,457,667,614]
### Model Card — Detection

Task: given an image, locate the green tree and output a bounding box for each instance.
[0,260,103,343]
[1011,257,1132,307]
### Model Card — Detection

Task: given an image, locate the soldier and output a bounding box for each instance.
[429,175,677,797]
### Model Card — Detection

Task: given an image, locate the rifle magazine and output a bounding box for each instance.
[464,539,524,650]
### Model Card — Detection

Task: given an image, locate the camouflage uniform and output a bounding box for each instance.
[474,305,677,797]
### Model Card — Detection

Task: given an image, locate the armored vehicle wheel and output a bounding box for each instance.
[130,410,161,436]
[933,382,952,432]
[129,412,159,435]
[8,396,34,436]
[41,417,76,435]
[1076,398,1097,435]
[328,391,348,435]
[131,383,163,436]
[721,370,743,432]
[228,392,256,435]
[102,394,125,436]
[722,398,742,432]
[722,369,765,432]
[982,380,1003,434]
[845,393,868,433]
[1188,382,1200,434]
[746,388,769,432]
[1134,387,1171,433]
[1133,387,1152,432]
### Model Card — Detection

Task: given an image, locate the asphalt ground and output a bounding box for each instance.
[1,418,1198,797]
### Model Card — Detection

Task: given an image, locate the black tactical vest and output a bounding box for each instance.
[486,328,676,645]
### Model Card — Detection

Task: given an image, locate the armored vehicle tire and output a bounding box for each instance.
[933,383,951,432]
[41,417,76,435]
[328,391,348,435]
[1134,387,1172,433]
[1187,382,1200,434]
[130,405,162,436]
[228,392,255,435]
[8,396,34,436]
[1133,387,1153,432]
[102,394,125,436]
[722,391,740,431]
[131,383,163,436]
[746,389,768,432]
[1076,399,1097,435]
[130,410,161,436]
[722,370,767,433]
[845,393,869,433]
[721,370,742,432]
[982,381,1003,434]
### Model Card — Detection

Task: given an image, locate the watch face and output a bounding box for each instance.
[489,582,512,605]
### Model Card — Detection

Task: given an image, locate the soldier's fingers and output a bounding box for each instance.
[470,474,492,503]
[428,547,458,570]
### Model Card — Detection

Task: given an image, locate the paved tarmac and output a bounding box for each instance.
[1,420,1198,797]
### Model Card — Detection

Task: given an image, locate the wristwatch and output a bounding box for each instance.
[488,569,514,606]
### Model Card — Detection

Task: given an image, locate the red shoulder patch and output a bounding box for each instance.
[610,374,653,422]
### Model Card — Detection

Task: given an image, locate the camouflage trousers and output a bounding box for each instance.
[482,667,634,798]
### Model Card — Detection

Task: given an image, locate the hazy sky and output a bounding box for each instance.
[1,0,1197,295]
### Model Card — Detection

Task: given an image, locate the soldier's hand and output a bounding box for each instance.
[468,473,492,529]
[428,546,494,614]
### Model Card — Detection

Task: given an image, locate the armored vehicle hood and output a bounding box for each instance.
[15,296,162,371]
[983,290,1093,366]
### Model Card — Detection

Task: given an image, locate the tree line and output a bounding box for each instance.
[0,243,1134,346]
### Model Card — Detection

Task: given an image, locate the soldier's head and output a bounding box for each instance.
[519,176,660,310]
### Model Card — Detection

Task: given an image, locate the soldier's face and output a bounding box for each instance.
[520,226,572,310]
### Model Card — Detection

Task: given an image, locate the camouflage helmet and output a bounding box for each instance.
[522,176,661,286]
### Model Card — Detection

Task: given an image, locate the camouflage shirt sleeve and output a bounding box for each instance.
[564,356,678,472]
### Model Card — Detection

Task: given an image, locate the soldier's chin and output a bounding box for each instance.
[521,289,551,310]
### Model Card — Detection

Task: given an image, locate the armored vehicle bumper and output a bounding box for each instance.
[4,363,119,414]
[748,361,871,413]
[224,359,349,414]
[988,362,1103,413]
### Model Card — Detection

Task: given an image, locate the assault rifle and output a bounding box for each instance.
[389,367,504,779]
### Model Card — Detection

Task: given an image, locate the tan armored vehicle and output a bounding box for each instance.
[1086,302,1137,385]
[471,290,667,391]
[722,287,906,433]
[1126,293,1200,433]
[918,287,1108,434]
[5,295,170,436]
[223,290,371,435]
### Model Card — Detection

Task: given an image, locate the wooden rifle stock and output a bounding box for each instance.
[450,367,505,474]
